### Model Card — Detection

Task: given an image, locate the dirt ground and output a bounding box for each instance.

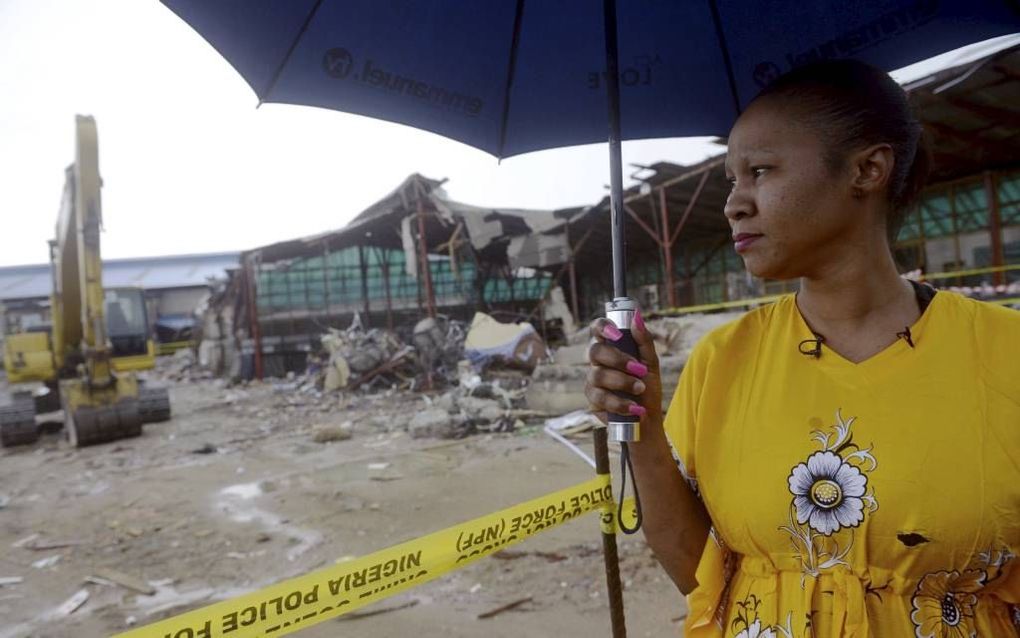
[0,368,688,638]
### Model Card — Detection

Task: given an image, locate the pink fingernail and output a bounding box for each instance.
[628,404,647,417]
[626,360,648,378]
[603,324,623,341]
[634,308,645,333]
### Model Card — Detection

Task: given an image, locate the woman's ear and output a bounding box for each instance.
[850,143,894,199]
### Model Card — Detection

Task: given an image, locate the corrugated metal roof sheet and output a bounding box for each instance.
[0,252,239,301]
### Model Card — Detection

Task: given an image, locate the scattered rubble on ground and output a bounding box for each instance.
[163,309,747,441]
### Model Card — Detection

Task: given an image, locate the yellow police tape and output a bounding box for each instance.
[114,475,639,638]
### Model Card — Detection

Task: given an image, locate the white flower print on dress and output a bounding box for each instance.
[788,450,868,535]
[779,410,878,581]
[736,620,777,638]
[730,595,805,638]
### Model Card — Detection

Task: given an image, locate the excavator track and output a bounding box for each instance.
[0,396,39,448]
[138,386,172,423]
[66,400,142,448]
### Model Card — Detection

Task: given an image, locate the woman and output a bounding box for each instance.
[585,60,1019,637]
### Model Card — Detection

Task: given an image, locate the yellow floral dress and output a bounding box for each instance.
[663,291,1020,637]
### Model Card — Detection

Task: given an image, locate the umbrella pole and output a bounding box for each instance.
[604,0,627,302]
[599,1,630,637]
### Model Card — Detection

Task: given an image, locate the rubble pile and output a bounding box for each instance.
[153,348,205,382]
[292,311,542,399]
[410,364,533,439]
[319,322,417,393]
[175,306,748,440]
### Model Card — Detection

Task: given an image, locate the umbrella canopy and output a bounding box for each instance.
[161,1,1019,159]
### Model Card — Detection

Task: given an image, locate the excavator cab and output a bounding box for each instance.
[105,287,157,370]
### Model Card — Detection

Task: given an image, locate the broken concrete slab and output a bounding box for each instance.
[458,396,504,423]
[464,312,547,373]
[91,568,156,596]
[312,422,353,443]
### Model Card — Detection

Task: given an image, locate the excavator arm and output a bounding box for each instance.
[51,116,143,446]
[51,116,113,383]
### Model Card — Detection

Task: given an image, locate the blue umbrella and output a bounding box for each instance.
[160,2,1019,634]
[162,1,1016,158]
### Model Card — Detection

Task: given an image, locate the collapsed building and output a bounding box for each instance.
[199,175,571,381]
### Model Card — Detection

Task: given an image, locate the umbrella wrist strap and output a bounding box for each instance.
[617,442,643,534]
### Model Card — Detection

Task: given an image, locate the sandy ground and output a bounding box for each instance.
[0,370,687,637]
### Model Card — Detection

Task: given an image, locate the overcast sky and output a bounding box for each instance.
[1,2,1014,268]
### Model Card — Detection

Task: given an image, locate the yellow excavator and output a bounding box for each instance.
[0,116,171,447]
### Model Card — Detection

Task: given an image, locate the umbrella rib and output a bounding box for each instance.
[496,0,527,160]
[259,0,326,105]
[706,0,742,118]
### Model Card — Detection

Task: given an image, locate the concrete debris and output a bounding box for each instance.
[413,316,467,382]
[463,312,548,373]
[312,423,353,443]
[0,577,23,587]
[323,353,351,392]
[541,287,576,336]
[33,540,83,550]
[544,410,601,436]
[57,588,89,616]
[11,534,40,549]
[158,348,199,382]
[459,396,504,423]
[408,366,532,438]
[320,324,417,392]
[31,555,61,569]
[320,330,351,391]
[91,568,156,596]
[408,408,464,439]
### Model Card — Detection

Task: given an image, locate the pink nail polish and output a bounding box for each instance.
[603,324,623,341]
[634,308,645,333]
[628,404,647,417]
[626,360,648,378]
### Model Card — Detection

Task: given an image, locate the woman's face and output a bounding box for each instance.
[724,96,865,280]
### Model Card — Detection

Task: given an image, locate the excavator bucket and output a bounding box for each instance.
[61,377,143,448]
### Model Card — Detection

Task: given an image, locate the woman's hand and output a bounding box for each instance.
[585,308,709,594]
[584,309,662,422]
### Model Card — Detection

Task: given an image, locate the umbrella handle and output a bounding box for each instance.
[605,298,644,536]
[605,299,641,443]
